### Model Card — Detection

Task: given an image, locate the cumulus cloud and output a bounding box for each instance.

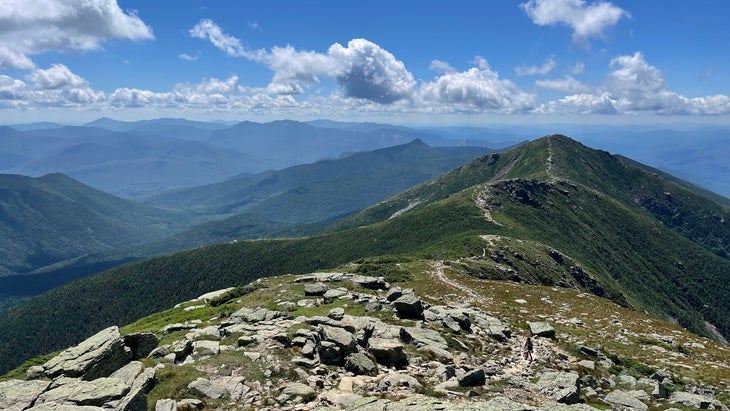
[420,59,537,112]
[178,52,201,61]
[190,20,416,104]
[539,52,730,115]
[535,75,589,93]
[328,39,416,103]
[0,0,153,69]
[26,64,87,90]
[515,58,556,76]
[520,0,628,44]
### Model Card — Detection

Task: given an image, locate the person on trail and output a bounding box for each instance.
[523,337,534,363]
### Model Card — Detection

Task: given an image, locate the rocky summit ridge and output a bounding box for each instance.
[2,265,728,410]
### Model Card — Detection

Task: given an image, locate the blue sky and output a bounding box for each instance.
[1,0,729,124]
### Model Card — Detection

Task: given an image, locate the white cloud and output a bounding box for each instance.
[520,0,628,44]
[429,60,456,74]
[189,19,259,59]
[190,20,416,104]
[539,52,730,115]
[515,58,556,76]
[178,52,201,61]
[535,75,589,93]
[420,61,537,112]
[328,39,416,103]
[0,0,153,69]
[26,64,87,90]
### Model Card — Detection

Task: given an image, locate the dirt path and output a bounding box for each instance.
[546,135,556,181]
[430,261,484,304]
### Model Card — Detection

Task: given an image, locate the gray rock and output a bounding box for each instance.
[473,314,511,341]
[148,345,169,359]
[323,288,350,303]
[279,382,316,402]
[170,338,193,362]
[368,337,408,367]
[318,341,344,365]
[536,371,580,404]
[400,326,448,349]
[364,301,382,312]
[161,323,196,334]
[304,282,329,296]
[669,391,723,409]
[328,307,345,320]
[0,379,51,411]
[442,315,462,333]
[302,340,317,358]
[237,335,256,347]
[36,377,129,407]
[578,345,598,357]
[228,307,284,323]
[111,367,155,411]
[344,352,377,376]
[155,399,176,411]
[377,373,422,390]
[417,344,453,362]
[446,309,471,330]
[386,287,403,302]
[122,333,159,360]
[578,360,595,370]
[26,365,46,380]
[188,377,227,399]
[604,390,648,410]
[528,321,555,338]
[193,340,220,355]
[109,361,144,386]
[350,275,388,290]
[319,325,357,354]
[393,293,424,320]
[43,326,132,380]
[458,368,486,387]
[176,398,204,410]
[26,404,105,411]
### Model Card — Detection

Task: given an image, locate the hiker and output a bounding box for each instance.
[523,337,534,362]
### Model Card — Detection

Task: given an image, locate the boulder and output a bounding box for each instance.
[318,341,344,365]
[188,378,227,399]
[109,361,145,387]
[377,373,422,390]
[528,321,555,338]
[393,293,424,320]
[386,287,403,302]
[323,288,350,303]
[368,338,407,367]
[35,378,130,407]
[474,314,511,341]
[228,307,283,323]
[43,326,132,380]
[303,282,328,296]
[0,380,51,411]
[669,391,723,409]
[176,398,204,410]
[350,275,388,290]
[536,371,580,404]
[170,338,193,362]
[319,325,357,354]
[279,382,316,402]
[155,399,176,411]
[327,307,345,320]
[604,390,648,410]
[400,326,448,349]
[482,396,535,410]
[458,368,486,387]
[344,352,377,376]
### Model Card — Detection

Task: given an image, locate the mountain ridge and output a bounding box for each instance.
[1,135,729,378]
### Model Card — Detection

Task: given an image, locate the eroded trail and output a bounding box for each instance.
[430,260,484,304]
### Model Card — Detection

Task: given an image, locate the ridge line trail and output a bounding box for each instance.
[430,261,484,304]
[546,135,556,182]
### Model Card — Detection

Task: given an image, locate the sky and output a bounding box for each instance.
[1,0,729,125]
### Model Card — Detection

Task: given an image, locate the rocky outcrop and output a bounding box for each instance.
[42,326,132,380]
[6,274,729,411]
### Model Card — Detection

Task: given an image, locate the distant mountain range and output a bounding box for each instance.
[1,135,728,375]
[0,140,493,309]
